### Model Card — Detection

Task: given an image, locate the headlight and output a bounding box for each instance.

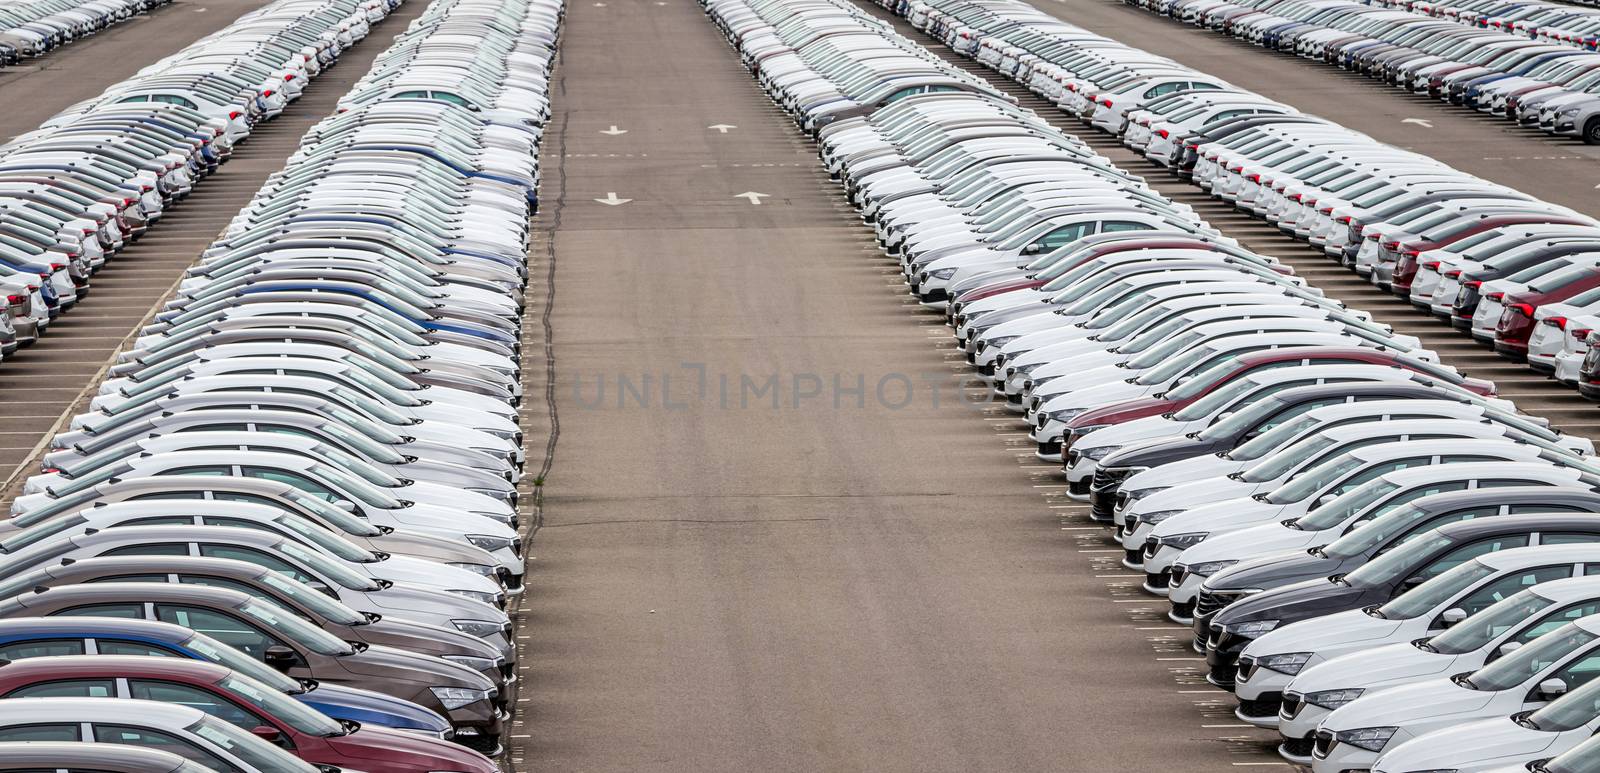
[466,534,515,552]
[1304,687,1364,710]
[452,619,505,638]
[1071,423,1111,437]
[448,562,497,577]
[1334,726,1398,753]
[429,686,492,710]
[1223,619,1279,638]
[930,267,957,279]
[1124,486,1167,503]
[1186,560,1238,577]
[1048,407,1086,424]
[469,510,515,526]
[485,428,518,441]
[467,487,513,504]
[1157,532,1207,550]
[441,655,498,672]
[1137,509,1184,525]
[1082,445,1117,461]
[1560,105,1582,116]
[447,589,500,606]
[1255,651,1311,675]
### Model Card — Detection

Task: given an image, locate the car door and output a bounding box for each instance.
[152,604,297,664]
[89,723,242,772]
[1432,564,1577,629]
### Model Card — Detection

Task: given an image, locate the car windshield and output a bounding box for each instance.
[1196,397,1285,442]
[1226,415,1322,461]
[1126,331,1207,371]
[1242,435,1342,483]
[1293,481,1401,531]
[1262,451,1362,502]
[236,599,352,656]
[1322,503,1444,559]
[306,462,399,509]
[1468,624,1598,692]
[1374,558,1498,619]
[1165,358,1238,401]
[181,632,302,693]
[1345,533,1458,587]
[273,539,379,592]
[256,567,365,626]
[0,514,86,555]
[316,421,404,464]
[1549,734,1600,773]
[273,514,374,563]
[219,672,346,737]
[1134,344,1215,386]
[281,491,381,538]
[187,715,319,773]
[1532,663,1600,732]
[1116,316,1193,355]
[1172,377,1258,421]
[1425,589,1554,655]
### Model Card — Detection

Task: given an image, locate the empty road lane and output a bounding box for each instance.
[520,1,1262,770]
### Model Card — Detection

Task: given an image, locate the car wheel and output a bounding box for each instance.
[1587,118,1600,146]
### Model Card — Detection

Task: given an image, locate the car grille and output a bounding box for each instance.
[1208,659,1236,686]
[1195,590,1234,619]
[1169,599,1195,620]
[1280,692,1304,720]
[1313,730,1335,759]
[1141,537,1159,560]
[1145,567,1171,589]
[1124,548,1142,566]
[1237,693,1281,719]
[1236,654,1257,682]
[457,732,501,755]
[1069,477,1090,496]
[1280,734,1314,758]
[1169,565,1188,589]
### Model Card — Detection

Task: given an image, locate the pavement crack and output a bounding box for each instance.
[542,517,831,527]
[528,34,570,543]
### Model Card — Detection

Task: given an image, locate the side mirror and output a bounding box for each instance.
[250,725,282,743]
[1400,575,1428,592]
[333,501,356,513]
[263,645,298,672]
[1315,492,1337,507]
[1440,608,1468,627]
[1020,243,1043,256]
[1498,641,1525,658]
[1538,677,1569,700]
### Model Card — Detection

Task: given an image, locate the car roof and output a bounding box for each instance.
[1412,486,1600,512]
[0,696,205,724]
[1479,542,1600,570]
[0,741,194,770]
[0,654,229,681]
[0,616,191,641]
[21,579,255,607]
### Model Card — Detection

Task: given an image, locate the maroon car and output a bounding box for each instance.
[1388,214,1592,295]
[1494,266,1600,358]
[1058,345,1496,476]
[0,655,497,773]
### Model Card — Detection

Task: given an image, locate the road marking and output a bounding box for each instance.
[594,192,631,206]
[708,123,737,133]
[734,191,770,205]
[1401,118,1434,128]
[599,125,628,135]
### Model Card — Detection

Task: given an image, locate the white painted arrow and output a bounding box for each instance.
[599,125,628,135]
[1402,118,1434,128]
[735,192,769,205]
[708,124,738,133]
[594,192,632,206]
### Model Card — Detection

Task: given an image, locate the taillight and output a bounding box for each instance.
[263,89,275,97]
[7,295,25,305]
[1402,249,1421,258]
[1573,327,1593,341]
[1465,280,1484,290]
[228,111,241,119]
[1510,303,1536,317]
[1545,316,1569,329]
[284,73,296,81]
[1445,269,1462,279]
[1487,291,1506,302]
[1156,129,1169,138]
[1098,97,1113,107]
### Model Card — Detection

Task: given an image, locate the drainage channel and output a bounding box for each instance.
[851,0,1600,443]
[0,0,436,497]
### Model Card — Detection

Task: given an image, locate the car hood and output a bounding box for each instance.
[1323,678,1495,732]
[1122,453,1243,493]
[1289,641,1462,695]
[297,682,450,734]
[1212,576,1375,627]
[1178,523,1322,567]
[1067,395,1176,431]
[1209,550,1359,596]
[326,725,495,772]
[1075,414,1192,455]
[341,644,493,689]
[1246,607,1407,660]
[1150,496,1285,539]
[1379,718,1562,773]
[1103,434,1229,470]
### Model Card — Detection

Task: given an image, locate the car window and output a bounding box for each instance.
[1100,221,1154,233]
[102,543,191,557]
[125,516,196,527]
[4,679,115,699]
[1511,505,1592,514]
[1033,222,1094,252]
[1442,565,1575,627]
[0,639,85,660]
[1548,650,1600,694]
[164,466,232,477]
[129,680,263,729]
[155,605,286,659]
[1418,536,1532,581]
[92,574,171,584]
[53,603,144,619]
[1544,533,1600,545]
[240,467,336,501]
[96,639,180,657]
[92,724,240,773]
[0,725,79,742]
[1516,601,1600,645]
[197,545,317,585]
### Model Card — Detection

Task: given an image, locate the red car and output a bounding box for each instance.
[1494,266,1600,358]
[0,656,497,773]
[1057,345,1496,475]
[1387,214,1592,295]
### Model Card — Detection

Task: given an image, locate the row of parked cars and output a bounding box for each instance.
[0,0,390,364]
[1126,0,1600,143]
[0,0,556,768]
[710,0,1600,770]
[0,0,169,64]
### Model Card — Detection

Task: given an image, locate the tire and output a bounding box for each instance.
[1586,118,1600,146]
